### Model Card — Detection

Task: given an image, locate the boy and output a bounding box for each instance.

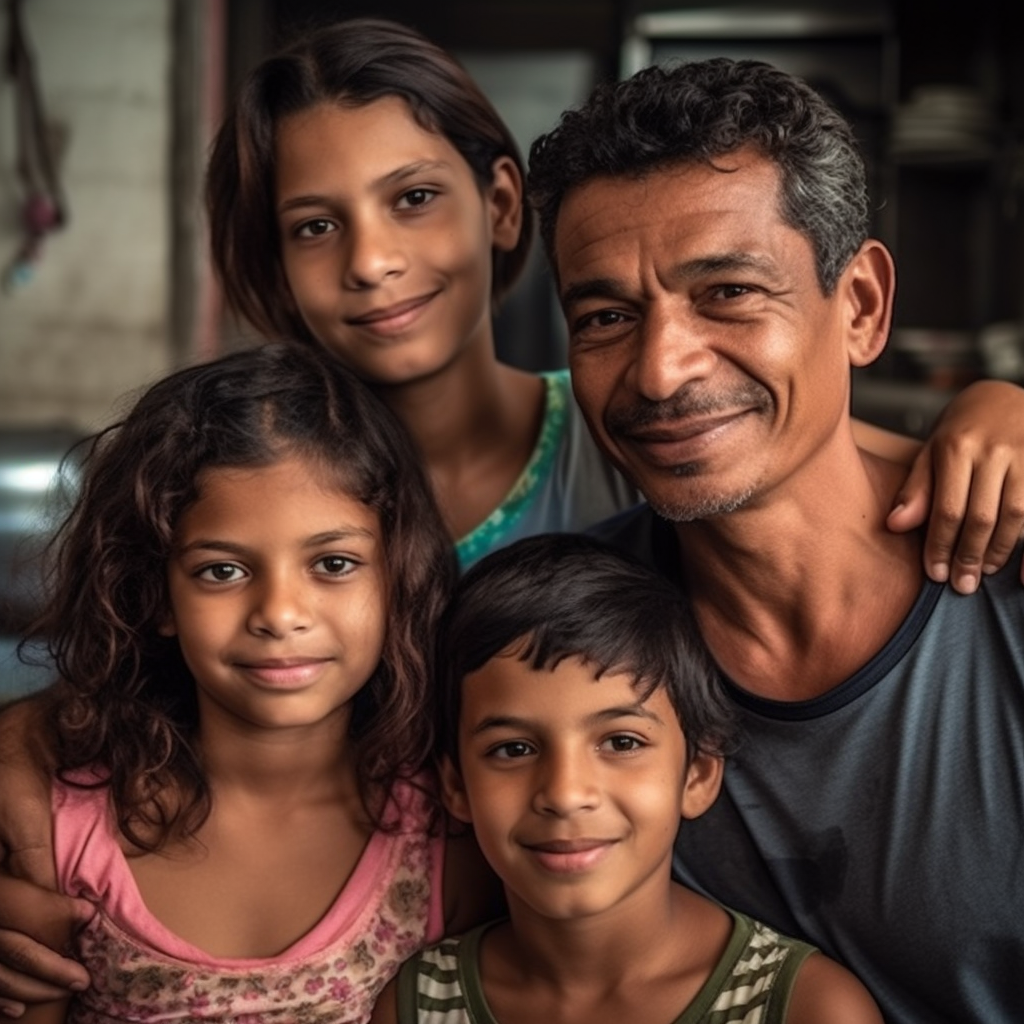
[372,533,882,1024]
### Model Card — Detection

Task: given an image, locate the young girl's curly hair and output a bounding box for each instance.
[27,342,455,850]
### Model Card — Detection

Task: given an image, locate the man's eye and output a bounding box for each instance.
[712,284,752,300]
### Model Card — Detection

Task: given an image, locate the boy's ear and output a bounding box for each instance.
[487,155,523,254]
[680,752,724,821]
[440,755,473,824]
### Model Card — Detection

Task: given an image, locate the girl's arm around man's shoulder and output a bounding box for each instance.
[786,953,884,1024]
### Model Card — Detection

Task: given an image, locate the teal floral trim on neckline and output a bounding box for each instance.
[454,371,568,570]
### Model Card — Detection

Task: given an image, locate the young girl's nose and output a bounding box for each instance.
[532,750,599,817]
[246,574,313,638]
[343,218,407,289]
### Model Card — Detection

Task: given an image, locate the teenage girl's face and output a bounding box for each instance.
[160,455,387,737]
[274,96,522,387]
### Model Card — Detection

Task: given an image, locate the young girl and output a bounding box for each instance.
[18,342,493,1024]
[204,16,1024,581]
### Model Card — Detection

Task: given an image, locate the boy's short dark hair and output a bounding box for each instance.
[436,533,735,769]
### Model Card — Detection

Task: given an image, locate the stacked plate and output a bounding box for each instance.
[890,85,996,163]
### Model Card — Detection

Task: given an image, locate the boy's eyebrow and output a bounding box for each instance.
[469,703,665,736]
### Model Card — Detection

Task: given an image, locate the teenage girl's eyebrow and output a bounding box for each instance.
[560,252,781,307]
[469,703,664,737]
[276,160,454,213]
[176,528,376,556]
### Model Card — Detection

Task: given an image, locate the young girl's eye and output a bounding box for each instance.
[314,554,357,577]
[489,740,535,760]
[295,218,336,239]
[396,188,438,210]
[196,563,245,583]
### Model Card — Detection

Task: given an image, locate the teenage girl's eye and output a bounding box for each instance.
[396,188,438,210]
[313,554,357,577]
[196,563,246,584]
[295,218,337,239]
[489,740,536,760]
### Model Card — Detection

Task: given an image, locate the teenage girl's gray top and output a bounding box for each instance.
[594,506,1024,1024]
[454,370,640,569]
[396,911,816,1024]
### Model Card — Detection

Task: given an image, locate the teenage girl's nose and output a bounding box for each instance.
[532,747,599,817]
[246,571,313,638]
[629,303,717,403]
[342,215,407,290]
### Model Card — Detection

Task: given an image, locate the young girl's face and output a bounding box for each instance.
[274,96,521,388]
[160,454,387,736]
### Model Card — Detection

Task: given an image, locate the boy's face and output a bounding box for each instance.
[442,651,722,924]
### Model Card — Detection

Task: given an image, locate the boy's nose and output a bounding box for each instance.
[532,750,599,816]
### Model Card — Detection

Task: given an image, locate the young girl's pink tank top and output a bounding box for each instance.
[52,776,445,1023]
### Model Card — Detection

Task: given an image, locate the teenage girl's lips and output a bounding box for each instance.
[345,291,440,337]
[522,838,617,873]
[236,657,333,689]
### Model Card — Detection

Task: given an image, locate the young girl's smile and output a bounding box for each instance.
[275,96,520,388]
[162,455,387,734]
[444,652,721,924]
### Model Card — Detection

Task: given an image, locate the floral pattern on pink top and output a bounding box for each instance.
[53,778,445,1024]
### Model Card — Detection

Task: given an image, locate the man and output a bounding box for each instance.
[527,58,1024,1023]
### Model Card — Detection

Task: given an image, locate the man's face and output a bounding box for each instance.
[555,148,859,522]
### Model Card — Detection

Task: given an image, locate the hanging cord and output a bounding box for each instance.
[3,0,68,291]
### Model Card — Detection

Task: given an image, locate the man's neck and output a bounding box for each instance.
[674,448,925,701]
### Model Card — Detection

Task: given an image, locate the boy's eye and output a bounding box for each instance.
[490,740,535,760]
[602,734,644,753]
[314,554,357,577]
[397,188,437,210]
[196,563,245,583]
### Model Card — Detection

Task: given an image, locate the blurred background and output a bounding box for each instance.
[1,0,1023,696]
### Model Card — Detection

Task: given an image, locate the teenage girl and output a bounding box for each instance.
[17,343,493,1024]
[204,17,1024,582]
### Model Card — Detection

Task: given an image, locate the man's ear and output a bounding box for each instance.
[440,754,473,824]
[487,155,523,254]
[842,239,895,369]
[680,751,724,821]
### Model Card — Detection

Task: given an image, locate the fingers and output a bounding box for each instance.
[0,928,89,1008]
[886,448,933,534]
[922,443,1023,594]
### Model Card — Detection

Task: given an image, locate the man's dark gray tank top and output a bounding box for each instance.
[592,506,1024,1024]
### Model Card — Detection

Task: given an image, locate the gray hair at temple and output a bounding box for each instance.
[527,57,870,295]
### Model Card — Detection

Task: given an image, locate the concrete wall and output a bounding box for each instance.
[0,0,174,432]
